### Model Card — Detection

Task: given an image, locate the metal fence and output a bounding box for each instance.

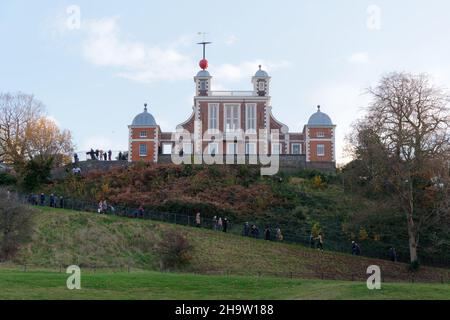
[1,262,448,284]
[19,193,450,269]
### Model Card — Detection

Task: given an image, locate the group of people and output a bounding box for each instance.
[28,193,65,208]
[97,200,115,214]
[242,222,284,241]
[85,149,113,161]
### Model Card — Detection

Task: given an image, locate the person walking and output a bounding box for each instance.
[40,193,45,206]
[355,242,361,256]
[102,200,108,214]
[108,150,112,161]
[195,212,201,228]
[118,151,123,161]
[309,233,315,249]
[103,152,107,161]
[264,225,271,241]
[243,222,250,237]
[217,217,223,231]
[351,241,357,255]
[251,224,259,238]
[98,201,103,214]
[316,233,324,252]
[49,194,55,207]
[222,218,228,233]
[389,247,397,262]
[275,227,283,242]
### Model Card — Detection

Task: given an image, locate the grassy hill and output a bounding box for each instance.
[0,269,449,300]
[43,164,449,266]
[10,207,450,283]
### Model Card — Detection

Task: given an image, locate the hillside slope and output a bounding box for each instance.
[13,208,449,283]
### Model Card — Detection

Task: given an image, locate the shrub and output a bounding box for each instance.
[0,189,35,261]
[154,229,193,270]
[0,172,16,186]
[311,222,322,238]
[311,175,326,189]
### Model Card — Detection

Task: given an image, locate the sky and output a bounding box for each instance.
[1,0,450,164]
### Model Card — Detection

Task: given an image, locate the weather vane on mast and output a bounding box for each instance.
[197,32,212,70]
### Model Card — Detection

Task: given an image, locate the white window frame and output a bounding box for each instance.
[208,142,219,155]
[208,103,219,130]
[139,144,148,156]
[162,143,173,155]
[183,143,193,155]
[227,142,237,155]
[224,104,240,132]
[317,144,325,157]
[140,131,148,138]
[245,142,257,155]
[292,143,302,155]
[245,103,257,133]
[271,143,281,155]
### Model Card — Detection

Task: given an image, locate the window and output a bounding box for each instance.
[317,144,325,156]
[224,104,240,132]
[140,131,148,138]
[162,144,172,155]
[183,143,192,155]
[208,104,219,130]
[292,144,302,155]
[208,142,219,155]
[200,80,207,91]
[258,81,265,91]
[227,143,237,155]
[139,144,148,156]
[271,143,281,155]
[245,142,256,155]
[245,104,257,132]
[317,132,325,138]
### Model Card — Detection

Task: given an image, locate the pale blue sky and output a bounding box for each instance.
[1,0,450,163]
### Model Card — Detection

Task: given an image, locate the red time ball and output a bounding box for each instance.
[199,59,208,70]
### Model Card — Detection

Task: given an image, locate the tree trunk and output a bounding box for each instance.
[407,214,418,263]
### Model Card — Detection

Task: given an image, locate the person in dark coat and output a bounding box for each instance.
[309,234,315,248]
[118,151,123,161]
[264,225,271,241]
[389,247,397,262]
[243,222,250,237]
[352,241,357,255]
[40,193,45,206]
[222,218,228,233]
[108,150,112,161]
[251,225,259,238]
[49,194,55,207]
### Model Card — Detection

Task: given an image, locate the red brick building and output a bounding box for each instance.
[128,61,336,167]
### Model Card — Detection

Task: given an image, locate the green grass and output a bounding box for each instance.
[0,269,448,300]
[13,207,449,284]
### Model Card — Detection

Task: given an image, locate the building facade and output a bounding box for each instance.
[128,59,336,168]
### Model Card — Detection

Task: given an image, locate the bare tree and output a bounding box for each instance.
[350,72,450,264]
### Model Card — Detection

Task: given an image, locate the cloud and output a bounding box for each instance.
[225,35,238,46]
[348,52,371,64]
[212,60,291,83]
[80,17,193,82]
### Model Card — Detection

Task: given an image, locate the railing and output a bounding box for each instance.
[210,91,256,97]
[19,194,450,269]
